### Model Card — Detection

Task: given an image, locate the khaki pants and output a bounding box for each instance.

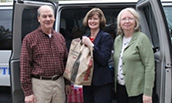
[32,77,66,103]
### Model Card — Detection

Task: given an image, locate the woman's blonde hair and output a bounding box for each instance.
[83,8,106,29]
[117,8,140,35]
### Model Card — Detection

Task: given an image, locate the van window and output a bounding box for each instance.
[0,9,12,50]
[163,6,172,42]
[60,7,121,49]
[20,6,135,50]
[22,8,39,39]
[141,5,160,53]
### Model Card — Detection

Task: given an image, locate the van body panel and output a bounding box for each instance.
[0,2,13,103]
[0,51,11,86]
[0,3,12,87]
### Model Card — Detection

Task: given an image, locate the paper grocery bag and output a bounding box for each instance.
[63,38,94,86]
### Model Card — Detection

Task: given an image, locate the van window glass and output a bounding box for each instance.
[22,8,39,39]
[163,6,172,43]
[0,9,12,50]
[60,8,121,49]
[143,5,160,51]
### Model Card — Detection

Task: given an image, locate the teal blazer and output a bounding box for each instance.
[113,31,155,97]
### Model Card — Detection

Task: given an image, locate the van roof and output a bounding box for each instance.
[0,2,13,6]
[58,0,172,5]
[58,0,138,4]
[161,0,172,1]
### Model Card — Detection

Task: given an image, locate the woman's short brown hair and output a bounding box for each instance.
[83,8,106,29]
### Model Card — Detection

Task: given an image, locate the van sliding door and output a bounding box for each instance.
[136,0,172,103]
[10,1,57,103]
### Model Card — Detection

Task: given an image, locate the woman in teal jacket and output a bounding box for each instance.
[113,8,155,103]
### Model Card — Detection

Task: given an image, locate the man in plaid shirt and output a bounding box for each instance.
[20,5,71,103]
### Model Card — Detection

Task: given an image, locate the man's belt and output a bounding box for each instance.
[32,74,62,81]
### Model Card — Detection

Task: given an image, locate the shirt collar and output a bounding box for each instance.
[37,26,55,37]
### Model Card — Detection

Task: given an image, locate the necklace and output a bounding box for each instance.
[89,37,95,42]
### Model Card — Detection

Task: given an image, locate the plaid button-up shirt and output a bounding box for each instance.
[20,27,68,96]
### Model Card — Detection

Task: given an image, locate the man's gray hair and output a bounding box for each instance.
[37,5,54,16]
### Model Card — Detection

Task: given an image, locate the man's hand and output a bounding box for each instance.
[25,94,36,103]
